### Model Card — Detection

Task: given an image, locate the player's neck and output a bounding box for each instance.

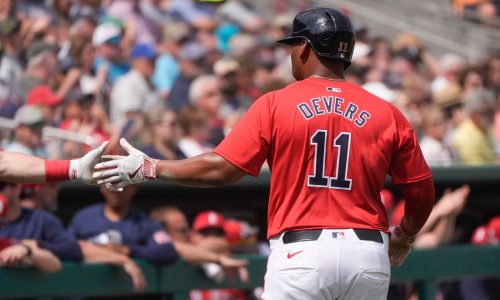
[309,68,345,82]
[310,74,346,81]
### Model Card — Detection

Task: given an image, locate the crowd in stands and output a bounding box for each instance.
[0,0,499,299]
[452,0,500,26]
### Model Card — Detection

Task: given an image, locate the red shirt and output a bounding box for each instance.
[214,77,432,238]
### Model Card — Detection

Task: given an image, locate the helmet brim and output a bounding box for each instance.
[276,36,304,45]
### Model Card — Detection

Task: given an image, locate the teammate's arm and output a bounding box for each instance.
[0,142,108,184]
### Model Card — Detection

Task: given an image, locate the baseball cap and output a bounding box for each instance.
[193,210,225,232]
[92,23,122,46]
[26,41,58,60]
[472,216,500,245]
[27,85,63,107]
[14,105,45,127]
[224,219,258,246]
[162,22,191,43]
[130,43,157,60]
[213,58,239,77]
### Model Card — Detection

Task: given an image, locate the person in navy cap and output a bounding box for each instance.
[110,43,161,128]
[0,181,82,272]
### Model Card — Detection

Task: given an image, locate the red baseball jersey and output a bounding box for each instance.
[214,77,432,238]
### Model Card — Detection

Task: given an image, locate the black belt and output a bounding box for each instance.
[282,229,383,244]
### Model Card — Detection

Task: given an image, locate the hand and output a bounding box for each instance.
[435,185,470,216]
[217,254,248,269]
[123,260,146,292]
[92,138,158,190]
[0,244,30,267]
[388,225,415,267]
[70,141,109,185]
[216,254,249,283]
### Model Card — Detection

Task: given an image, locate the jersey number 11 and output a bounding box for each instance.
[308,130,352,190]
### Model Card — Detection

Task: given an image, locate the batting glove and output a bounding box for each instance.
[388,225,416,267]
[93,138,159,190]
[70,141,109,185]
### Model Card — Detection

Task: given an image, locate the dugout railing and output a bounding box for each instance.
[0,245,499,300]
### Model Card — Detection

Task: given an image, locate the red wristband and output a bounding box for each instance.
[45,160,70,182]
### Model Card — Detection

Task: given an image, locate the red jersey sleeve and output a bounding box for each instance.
[389,106,432,184]
[213,93,272,177]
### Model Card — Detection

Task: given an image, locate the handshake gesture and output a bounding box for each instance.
[91,138,159,191]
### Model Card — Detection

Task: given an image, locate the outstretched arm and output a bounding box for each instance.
[0,152,46,183]
[155,153,246,187]
[94,139,247,189]
[0,142,108,184]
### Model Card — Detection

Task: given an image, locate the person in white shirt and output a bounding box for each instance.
[419,106,454,166]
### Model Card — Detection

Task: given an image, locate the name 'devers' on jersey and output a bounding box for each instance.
[297,96,371,127]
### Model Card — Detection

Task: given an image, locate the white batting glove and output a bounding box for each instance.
[92,138,159,190]
[69,141,109,185]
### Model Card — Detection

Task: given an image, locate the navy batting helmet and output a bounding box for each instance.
[277,7,355,69]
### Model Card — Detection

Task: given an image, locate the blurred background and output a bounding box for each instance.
[0,0,499,299]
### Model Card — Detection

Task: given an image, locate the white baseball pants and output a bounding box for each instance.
[261,229,390,300]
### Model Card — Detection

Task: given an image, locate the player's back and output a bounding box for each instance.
[265,77,429,238]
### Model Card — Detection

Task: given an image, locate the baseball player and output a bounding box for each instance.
[0,141,108,184]
[94,7,435,300]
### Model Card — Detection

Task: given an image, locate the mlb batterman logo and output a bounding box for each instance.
[332,232,345,239]
[153,231,171,244]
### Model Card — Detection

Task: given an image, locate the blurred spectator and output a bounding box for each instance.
[431,53,465,94]
[459,65,485,95]
[178,106,213,157]
[26,85,63,125]
[216,0,264,32]
[68,185,177,291]
[152,22,190,100]
[419,106,454,166]
[4,105,46,158]
[451,88,496,164]
[191,210,248,300]
[391,185,470,249]
[0,180,82,272]
[189,74,226,145]
[110,43,160,127]
[151,206,191,243]
[460,215,500,299]
[57,35,105,100]
[224,218,263,255]
[486,54,500,92]
[150,206,248,271]
[141,108,185,160]
[68,185,177,264]
[19,182,59,212]
[167,41,207,112]
[106,0,160,45]
[0,18,22,84]
[92,22,129,85]
[18,40,59,99]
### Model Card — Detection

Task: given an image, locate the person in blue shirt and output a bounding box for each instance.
[0,181,82,272]
[68,185,247,291]
[68,185,177,265]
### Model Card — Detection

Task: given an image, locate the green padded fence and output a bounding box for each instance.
[0,245,498,300]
